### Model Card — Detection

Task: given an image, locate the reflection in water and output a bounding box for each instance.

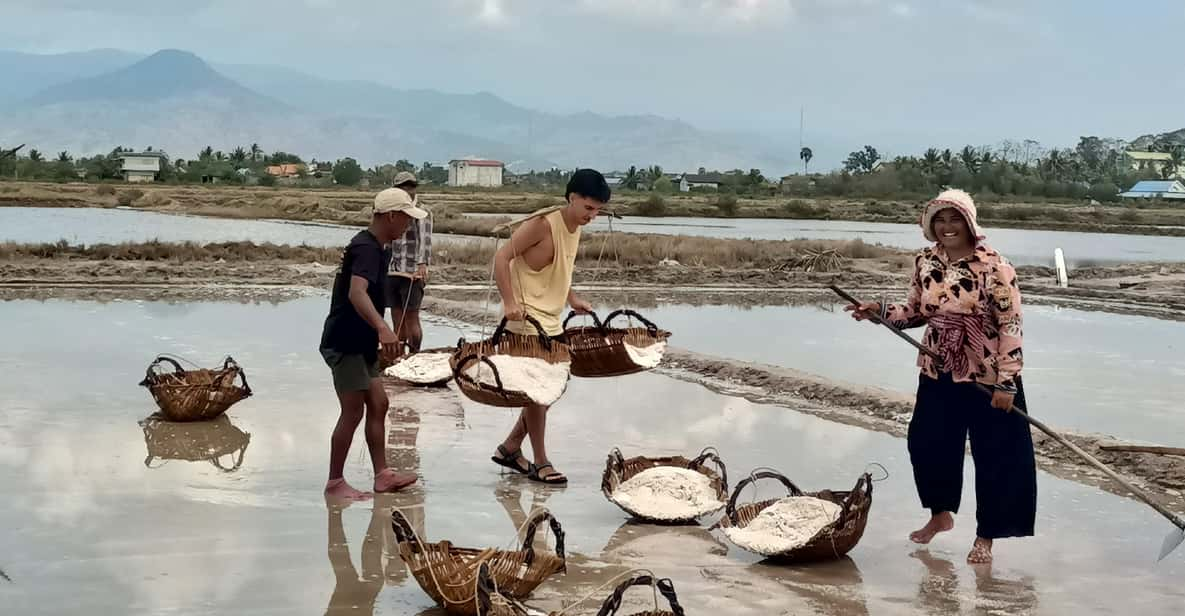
[324,501,387,616]
[139,414,251,471]
[911,549,1040,615]
[747,556,871,616]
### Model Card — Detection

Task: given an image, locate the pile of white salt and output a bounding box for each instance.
[609,466,724,521]
[385,352,454,384]
[723,496,842,555]
[464,355,570,406]
[623,339,667,369]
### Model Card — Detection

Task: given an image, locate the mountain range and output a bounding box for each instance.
[0,48,792,173]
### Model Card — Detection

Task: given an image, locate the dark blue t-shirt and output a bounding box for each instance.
[320,230,391,361]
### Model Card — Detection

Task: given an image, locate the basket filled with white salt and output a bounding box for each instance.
[601,447,729,525]
[384,346,458,387]
[451,316,572,408]
[563,309,670,378]
[715,469,874,563]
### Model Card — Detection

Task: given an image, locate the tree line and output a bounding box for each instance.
[790,137,1174,202]
[0,143,449,188]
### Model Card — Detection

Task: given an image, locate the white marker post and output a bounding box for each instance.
[1054,248,1069,288]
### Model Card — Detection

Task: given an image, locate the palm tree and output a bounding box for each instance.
[623,165,640,189]
[250,143,261,161]
[215,151,226,162]
[57,151,71,163]
[799,146,814,174]
[921,148,941,175]
[940,149,954,172]
[28,149,44,162]
[231,146,248,165]
[959,146,980,173]
[1166,147,1185,180]
[200,146,214,160]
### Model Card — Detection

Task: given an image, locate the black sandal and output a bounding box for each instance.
[491,444,530,475]
[528,463,568,485]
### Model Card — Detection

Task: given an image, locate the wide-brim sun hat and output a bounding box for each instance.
[921,188,985,243]
[373,187,428,219]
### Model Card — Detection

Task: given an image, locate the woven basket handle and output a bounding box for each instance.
[689,447,729,493]
[143,455,168,469]
[563,309,605,333]
[140,355,184,386]
[453,354,507,393]
[608,447,626,475]
[210,445,248,472]
[491,315,552,350]
[837,472,873,527]
[390,509,420,548]
[520,510,565,568]
[726,470,804,525]
[212,356,252,395]
[603,309,659,336]
[595,574,685,616]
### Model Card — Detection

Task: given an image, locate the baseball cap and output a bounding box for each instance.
[373,187,427,219]
[393,171,418,187]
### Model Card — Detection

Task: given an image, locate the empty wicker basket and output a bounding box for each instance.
[138,355,252,422]
[563,310,671,378]
[715,469,874,563]
[392,507,567,615]
[476,565,685,616]
[601,446,729,524]
[451,316,571,408]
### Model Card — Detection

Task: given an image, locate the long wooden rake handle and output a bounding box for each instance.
[828,285,1185,547]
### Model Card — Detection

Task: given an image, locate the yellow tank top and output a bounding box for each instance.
[507,209,580,336]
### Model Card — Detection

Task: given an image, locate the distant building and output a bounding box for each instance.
[679,172,727,192]
[603,174,625,187]
[448,159,504,187]
[119,152,163,183]
[265,163,305,178]
[1124,151,1184,178]
[1120,180,1185,199]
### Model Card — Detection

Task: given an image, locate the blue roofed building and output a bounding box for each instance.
[1120,180,1185,199]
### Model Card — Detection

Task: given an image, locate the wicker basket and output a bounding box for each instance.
[451,316,571,408]
[715,470,873,563]
[139,414,251,471]
[138,355,252,422]
[563,310,671,378]
[392,507,567,616]
[601,447,729,525]
[476,566,685,616]
[384,346,461,387]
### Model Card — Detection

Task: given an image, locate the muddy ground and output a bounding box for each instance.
[4,256,1185,321]
[7,180,1185,237]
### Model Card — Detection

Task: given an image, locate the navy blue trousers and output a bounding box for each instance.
[908,372,1037,539]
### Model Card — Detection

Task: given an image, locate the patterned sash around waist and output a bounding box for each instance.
[928,313,991,376]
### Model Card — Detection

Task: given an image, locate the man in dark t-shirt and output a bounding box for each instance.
[320,187,427,501]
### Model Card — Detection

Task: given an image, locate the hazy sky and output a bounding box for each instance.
[3,0,1183,157]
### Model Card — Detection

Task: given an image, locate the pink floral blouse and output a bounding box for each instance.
[883,244,1024,392]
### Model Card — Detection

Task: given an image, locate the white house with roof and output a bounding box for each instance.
[448,159,504,187]
[1124,151,1184,178]
[1120,180,1185,199]
[119,152,164,183]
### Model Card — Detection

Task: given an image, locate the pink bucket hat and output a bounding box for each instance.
[921,188,985,243]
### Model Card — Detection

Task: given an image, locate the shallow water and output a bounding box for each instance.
[605,300,1185,446]
[0,206,359,246]
[468,212,1185,267]
[1,297,1183,615]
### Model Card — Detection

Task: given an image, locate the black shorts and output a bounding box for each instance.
[385,276,425,312]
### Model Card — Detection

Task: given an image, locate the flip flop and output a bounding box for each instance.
[491,444,530,475]
[528,462,568,485]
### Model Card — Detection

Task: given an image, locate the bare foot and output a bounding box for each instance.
[374,468,418,493]
[325,478,373,502]
[967,537,993,564]
[910,512,955,544]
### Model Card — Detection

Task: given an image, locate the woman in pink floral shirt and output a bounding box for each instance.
[847,188,1036,565]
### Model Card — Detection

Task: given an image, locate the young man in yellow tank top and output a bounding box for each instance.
[489,169,609,484]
